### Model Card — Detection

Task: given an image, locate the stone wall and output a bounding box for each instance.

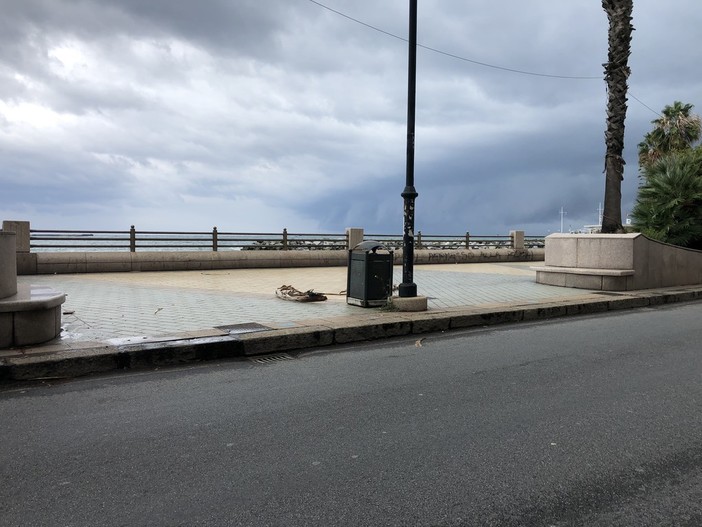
[16,247,545,275]
[4,220,543,275]
[535,233,702,290]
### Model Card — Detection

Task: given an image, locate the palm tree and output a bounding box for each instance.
[638,101,702,171]
[631,149,702,249]
[601,0,633,234]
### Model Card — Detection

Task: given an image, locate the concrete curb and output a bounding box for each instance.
[2,286,702,382]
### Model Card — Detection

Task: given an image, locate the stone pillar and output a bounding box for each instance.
[0,232,17,299]
[3,220,36,275]
[2,220,30,253]
[346,228,364,250]
[510,230,525,250]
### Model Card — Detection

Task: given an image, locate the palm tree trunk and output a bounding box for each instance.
[601,0,633,233]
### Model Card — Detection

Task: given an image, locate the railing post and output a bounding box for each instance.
[2,220,31,253]
[212,227,218,252]
[130,225,136,252]
[416,230,422,250]
[345,228,364,250]
[465,231,470,249]
[282,228,288,250]
[510,230,525,250]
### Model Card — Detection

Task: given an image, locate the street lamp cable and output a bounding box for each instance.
[306,0,601,80]
[306,0,662,116]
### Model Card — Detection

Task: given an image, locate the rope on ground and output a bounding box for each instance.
[275,285,328,302]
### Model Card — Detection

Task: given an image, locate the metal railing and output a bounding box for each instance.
[29,227,545,252]
[30,227,348,252]
[30,229,131,251]
[524,235,546,249]
[366,232,519,250]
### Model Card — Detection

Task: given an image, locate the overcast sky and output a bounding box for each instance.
[1,0,701,236]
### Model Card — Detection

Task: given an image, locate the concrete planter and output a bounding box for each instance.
[1,231,65,348]
[534,233,702,291]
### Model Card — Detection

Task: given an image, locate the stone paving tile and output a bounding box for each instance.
[18,263,595,344]
[30,278,358,343]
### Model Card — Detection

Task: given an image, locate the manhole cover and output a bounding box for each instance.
[215,322,272,335]
[249,353,294,364]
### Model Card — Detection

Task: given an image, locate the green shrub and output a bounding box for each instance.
[631,148,702,249]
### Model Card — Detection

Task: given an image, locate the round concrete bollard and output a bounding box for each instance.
[0,232,18,299]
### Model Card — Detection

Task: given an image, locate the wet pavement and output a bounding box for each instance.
[16,262,592,344]
[3,261,702,381]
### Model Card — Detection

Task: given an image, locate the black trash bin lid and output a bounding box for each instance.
[352,240,388,253]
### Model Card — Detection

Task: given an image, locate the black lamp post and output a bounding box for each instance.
[399,0,418,298]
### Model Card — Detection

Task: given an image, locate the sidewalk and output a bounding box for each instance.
[2,262,702,382]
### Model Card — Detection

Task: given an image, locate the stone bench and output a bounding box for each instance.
[1,230,66,348]
[532,265,635,291]
[535,233,702,291]
[0,283,66,347]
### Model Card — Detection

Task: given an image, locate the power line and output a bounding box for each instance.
[306,0,663,116]
[628,92,662,117]
[416,43,601,80]
[306,0,601,80]
[307,0,408,44]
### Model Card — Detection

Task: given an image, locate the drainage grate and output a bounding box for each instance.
[249,353,294,364]
[215,322,272,335]
[592,292,627,296]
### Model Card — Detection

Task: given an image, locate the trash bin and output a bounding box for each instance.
[347,241,394,307]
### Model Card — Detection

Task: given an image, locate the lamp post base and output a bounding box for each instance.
[398,282,417,298]
[392,295,428,312]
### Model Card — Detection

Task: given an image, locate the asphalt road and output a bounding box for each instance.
[2,302,702,526]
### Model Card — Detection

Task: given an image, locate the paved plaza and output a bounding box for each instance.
[16,262,598,345]
[4,260,702,381]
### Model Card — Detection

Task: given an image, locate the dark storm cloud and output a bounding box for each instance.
[0,0,293,54]
[1,144,130,211]
[310,121,611,236]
